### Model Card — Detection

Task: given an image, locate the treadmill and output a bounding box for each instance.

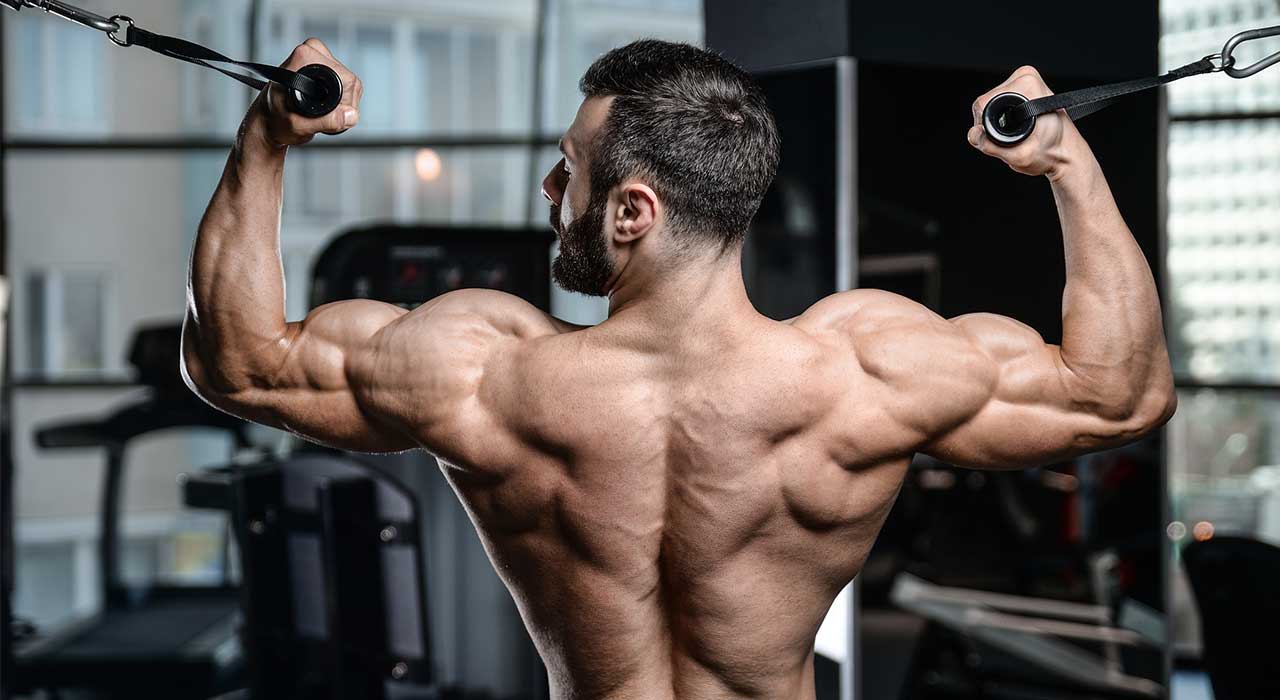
[14,324,249,699]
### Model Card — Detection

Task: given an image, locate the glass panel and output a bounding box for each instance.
[60,270,106,373]
[418,29,453,132]
[264,1,539,138]
[1161,0,1280,116]
[7,151,231,380]
[1168,389,1280,542]
[13,542,77,631]
[1166,388,1280,657]
[543,0,705,132]
[1166,119,1280,383]
[24,272,47,374]
[3,0,253,139]
[354,25,395,134]
[11,11,47,128]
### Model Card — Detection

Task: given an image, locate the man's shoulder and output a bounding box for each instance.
[787,289,986,387]
[788,289,940,343]
[374,289,575,418]
[411,288,580,341]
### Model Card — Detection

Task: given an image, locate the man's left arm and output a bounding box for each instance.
[181,39,419,453]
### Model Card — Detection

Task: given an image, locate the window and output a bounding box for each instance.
[1160,0,1280,665]
[22,268,110,378]
[6,10,106,135]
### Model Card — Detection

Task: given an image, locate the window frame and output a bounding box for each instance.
[0,0,562,388]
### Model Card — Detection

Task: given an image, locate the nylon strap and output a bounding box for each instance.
[1007,58,1219,126]
[125,25,320,98]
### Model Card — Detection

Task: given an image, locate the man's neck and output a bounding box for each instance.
[605,249,756,332]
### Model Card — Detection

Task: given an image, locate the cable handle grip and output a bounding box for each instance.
[981,92,1035,147]
[286,64,344,118]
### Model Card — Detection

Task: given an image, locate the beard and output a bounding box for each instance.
[550,191,614,297]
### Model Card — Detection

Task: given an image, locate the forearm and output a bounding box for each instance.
[185,99,291,392]
[1050,129,1172,417]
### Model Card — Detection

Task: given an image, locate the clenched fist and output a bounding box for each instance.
[251,38,363,148]
[967,66,1081,181]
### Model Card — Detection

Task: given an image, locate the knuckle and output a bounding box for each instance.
[1014,74,1049,97]
[286,47,312,69]
[1016,64,1039,77]
[303,37,326,52]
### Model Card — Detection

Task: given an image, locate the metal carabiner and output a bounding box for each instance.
[1222,25,1280,79]
[7,0,119,34]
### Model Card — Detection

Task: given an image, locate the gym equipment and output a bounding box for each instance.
[891,572,1166,698]
[2,0,343,118]
[184,451,433,700]
[1182,536,1280,700]
[310,225,555,311]
[14,324,250,700]
[983,25,1280,146]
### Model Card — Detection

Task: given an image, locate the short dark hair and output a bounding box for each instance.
[579,39,780,252]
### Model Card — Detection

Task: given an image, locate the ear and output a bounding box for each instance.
[611,182,660,244]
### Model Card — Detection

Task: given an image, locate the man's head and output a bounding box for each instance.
[542,39,781,297]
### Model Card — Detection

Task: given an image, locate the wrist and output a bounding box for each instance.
[1045,126,1096,185]
[237,97,289,159]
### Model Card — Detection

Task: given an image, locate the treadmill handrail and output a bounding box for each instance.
[35,395,247,450]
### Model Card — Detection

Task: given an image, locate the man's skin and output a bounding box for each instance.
[182,40,1177,699]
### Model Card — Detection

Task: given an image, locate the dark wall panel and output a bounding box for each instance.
[706,0,1158,79]
[856,62,1163,339]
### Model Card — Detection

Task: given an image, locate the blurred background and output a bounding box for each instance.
[1,0,1278,699]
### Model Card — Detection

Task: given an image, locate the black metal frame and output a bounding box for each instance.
[187,455,433,700]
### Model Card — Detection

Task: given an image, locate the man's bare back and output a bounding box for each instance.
[387,291,918,698]
[181,39,1176,699]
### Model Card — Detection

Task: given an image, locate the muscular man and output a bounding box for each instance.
[182,39,1176,699]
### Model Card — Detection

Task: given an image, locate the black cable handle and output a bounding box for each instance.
[983,25,1280,146]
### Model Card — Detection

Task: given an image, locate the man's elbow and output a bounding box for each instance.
[180,334,229,404]
[1116,372,1178,439]
[179,321,258,401]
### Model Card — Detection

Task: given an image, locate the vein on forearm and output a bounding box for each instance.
[1050,144,1165,410]
[188,115,291,384]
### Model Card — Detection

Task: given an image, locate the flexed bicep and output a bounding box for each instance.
[182,298,420,453]
[920,313,1173,470]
